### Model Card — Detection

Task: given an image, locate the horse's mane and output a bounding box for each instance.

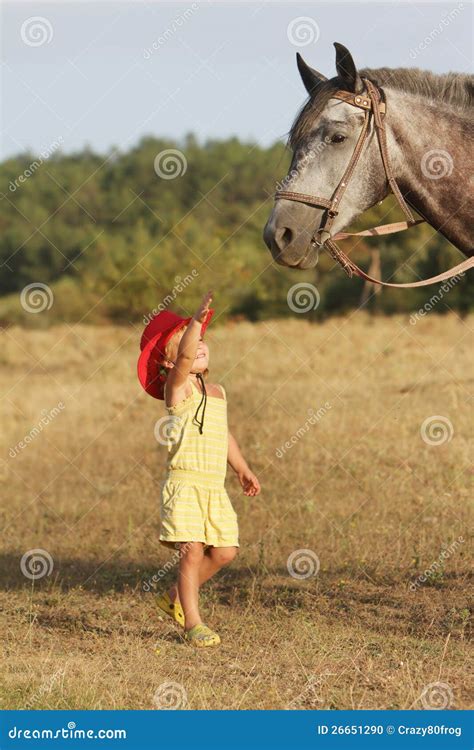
[289,68,474,148]
[362,67,474,111]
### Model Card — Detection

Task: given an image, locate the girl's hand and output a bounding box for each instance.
[238,469,261,497]
[193,291,213,324]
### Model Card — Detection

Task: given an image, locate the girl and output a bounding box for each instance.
[137,291,261,647]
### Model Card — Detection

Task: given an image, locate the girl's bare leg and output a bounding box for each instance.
[170,546,238,623]
[177,542,204,631]
[199,546,238,584]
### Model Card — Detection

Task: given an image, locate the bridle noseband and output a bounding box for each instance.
[273,78,474,288]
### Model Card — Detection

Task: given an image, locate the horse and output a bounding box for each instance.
[263,43,473,287]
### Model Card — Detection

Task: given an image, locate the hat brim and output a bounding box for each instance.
[137,308,214,399]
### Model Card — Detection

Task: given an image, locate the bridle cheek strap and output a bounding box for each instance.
[274,78,474,288]
[276,100,373,244]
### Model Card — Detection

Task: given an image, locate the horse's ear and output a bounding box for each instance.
[296,53,327,96]
[334,42,363,93]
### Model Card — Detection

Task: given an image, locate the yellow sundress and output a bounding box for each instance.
[159,379,239,549]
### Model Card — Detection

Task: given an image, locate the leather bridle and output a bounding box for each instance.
[274,77,473,288]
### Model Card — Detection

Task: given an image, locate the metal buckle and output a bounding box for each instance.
[313,229,332,247]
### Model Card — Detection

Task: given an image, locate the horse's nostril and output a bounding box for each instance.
[276,227,293,250]
[282,228,293,247]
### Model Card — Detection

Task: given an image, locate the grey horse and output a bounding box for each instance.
[263,43,473,270]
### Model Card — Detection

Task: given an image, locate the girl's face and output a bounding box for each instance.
[164,333,210,373]
[191,338,209,373]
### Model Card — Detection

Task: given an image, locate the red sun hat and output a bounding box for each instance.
[137,308,214,400]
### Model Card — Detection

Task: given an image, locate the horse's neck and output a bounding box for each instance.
[385,88,472,254]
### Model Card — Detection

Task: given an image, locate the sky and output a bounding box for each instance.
[1,1,472,161]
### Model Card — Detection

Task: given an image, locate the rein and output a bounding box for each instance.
[274,78,474,288]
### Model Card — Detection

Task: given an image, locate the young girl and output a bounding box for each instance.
[137,291,260,647]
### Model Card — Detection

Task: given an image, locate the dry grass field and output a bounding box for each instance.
[0,313,472,710]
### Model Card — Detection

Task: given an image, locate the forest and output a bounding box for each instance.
[1,133,472,326]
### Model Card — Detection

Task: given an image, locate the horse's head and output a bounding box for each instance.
[263,43,388,269]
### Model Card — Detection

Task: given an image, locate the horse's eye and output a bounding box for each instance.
[331,133,346,144]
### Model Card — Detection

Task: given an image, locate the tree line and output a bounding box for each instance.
[1,133,472,326]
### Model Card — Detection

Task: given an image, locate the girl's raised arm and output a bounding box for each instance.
[166,291,212,395]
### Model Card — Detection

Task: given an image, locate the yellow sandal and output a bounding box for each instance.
[156,591,185,627]
[185,623,221,648]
